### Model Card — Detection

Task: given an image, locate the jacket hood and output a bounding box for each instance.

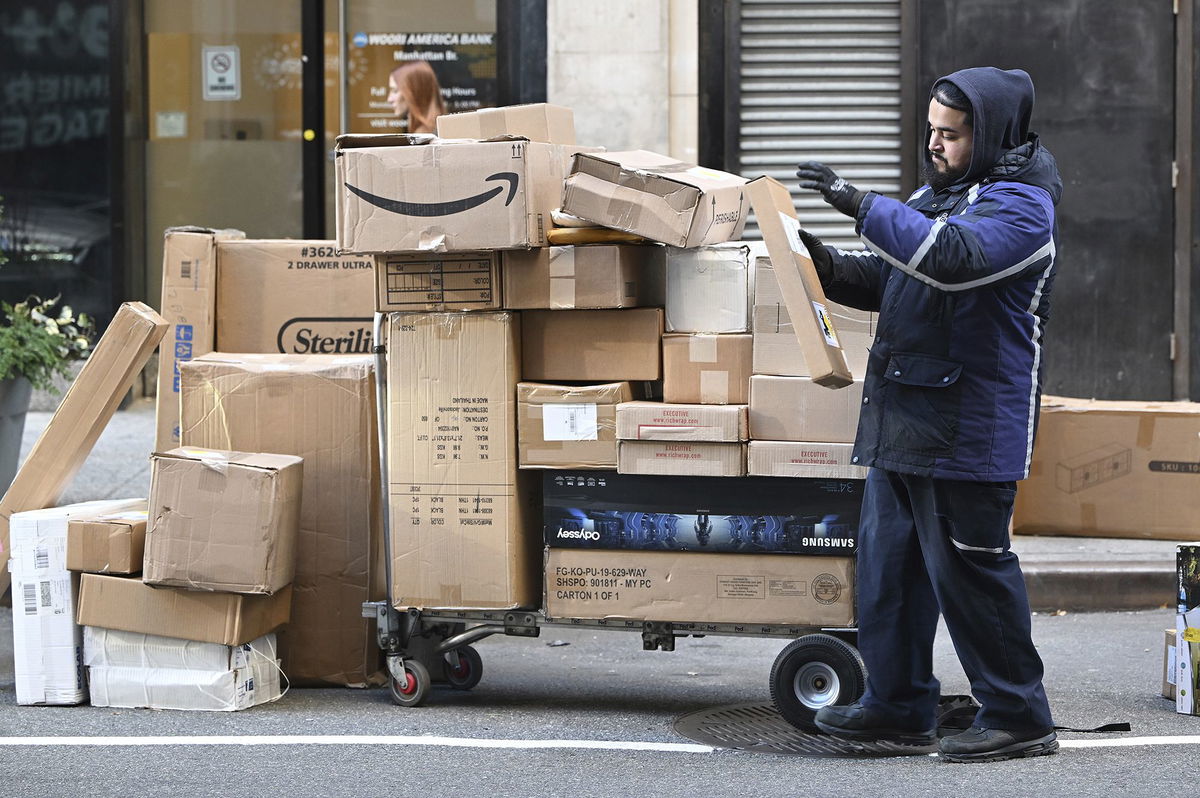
[987,133,1063,206]
[928,66,1035,187]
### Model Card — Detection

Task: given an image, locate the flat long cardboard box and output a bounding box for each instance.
[746,177,853,387]
[749,375,864,443]
[387,312,538,609]
[436,102,576,144]
[521,308,664,382]
[502,245,666,310]
[76,573,292,646]
[1,302,168,596]
[518,382,633,469]
[1014,397,1200,540]
[562,150,749,248]
[616,401,747,442]
[545,549,855,626]
[662,333,752,404]
[67,506,149,574]
[618,440,746,477]
[748,441,868,480]
[180,353,385,687]
[374,251,500,312]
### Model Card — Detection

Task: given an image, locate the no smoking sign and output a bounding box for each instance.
[202,45,241,101]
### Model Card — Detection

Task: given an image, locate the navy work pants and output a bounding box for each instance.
[855,468,1053,732]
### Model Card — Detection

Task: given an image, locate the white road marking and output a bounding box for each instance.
[1058,736,1200,749]
[0,735,715,753]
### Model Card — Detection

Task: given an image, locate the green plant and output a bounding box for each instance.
[0,296,93,392]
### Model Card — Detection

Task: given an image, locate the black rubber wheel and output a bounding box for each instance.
[442,645,484,690]
[769,634,867,732]
[388,659,432,707]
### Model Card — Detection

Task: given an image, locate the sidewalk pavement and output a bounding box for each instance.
[15,399,1183,613]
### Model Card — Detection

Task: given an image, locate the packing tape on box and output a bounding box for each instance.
[606,197,642,232]
[1137,416,1155,449]
[548,247,577,308]
[699,370,730,404]
[687,336,719,363]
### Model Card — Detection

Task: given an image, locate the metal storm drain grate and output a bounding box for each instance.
[673,703,937,758]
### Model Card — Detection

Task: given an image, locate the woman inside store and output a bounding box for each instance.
[387,60,446,134]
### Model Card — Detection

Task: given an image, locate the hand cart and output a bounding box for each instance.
[362,313,866,731]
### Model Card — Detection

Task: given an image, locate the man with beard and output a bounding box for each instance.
[793,67,1062,763]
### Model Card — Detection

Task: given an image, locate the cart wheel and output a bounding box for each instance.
[389,659,432,707]
[769,634,866,732]
[442,645,483,690]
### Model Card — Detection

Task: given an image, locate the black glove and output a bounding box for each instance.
[796,161,865,219]
[798,228,833,285]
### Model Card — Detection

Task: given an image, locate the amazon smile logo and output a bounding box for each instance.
[345,172,520,217]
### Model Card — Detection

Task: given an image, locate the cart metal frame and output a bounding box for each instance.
[364,312,865,727]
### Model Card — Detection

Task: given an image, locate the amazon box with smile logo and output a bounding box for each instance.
[335,134,589,253]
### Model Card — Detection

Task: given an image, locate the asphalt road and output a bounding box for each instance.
[0,607,1195,798]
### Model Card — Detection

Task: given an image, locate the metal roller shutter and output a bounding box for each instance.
[738,0,903,249]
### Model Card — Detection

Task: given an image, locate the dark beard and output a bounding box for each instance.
[922,158,969,193]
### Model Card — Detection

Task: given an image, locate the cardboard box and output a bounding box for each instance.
[336,135,588,253]
[1013,398,1200,540]
[1165,628,1178,700]
[435,102,576,144]
[665,244,751,333]
[1181,544,1200,611]
[662,334,752,404]
[748,441,869,480]
[502,245,666,310]
[618,440,746,477]
[387,312,538,609]
[216,239,375,354]
[753,257,876,377]
[67,506,149,574]
[156,232,377,449]
[76,573,293,646]
[562,150,749,248]
[84,626,273,672]
[521,308,664,382]
[1177,607,1200,714]
[746,177,853,387]
[9,499,145,705]
[374,251,500,312]
[542,471,862,555]
[180,353,385,687]
[144,448,303,595]
[518,382,633,469]
[545,548,855,626]
[749,376,864,443]
[616,401,747,442]
[1,302,168,595]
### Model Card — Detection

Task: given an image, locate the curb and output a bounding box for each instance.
[1024,561,1174,613]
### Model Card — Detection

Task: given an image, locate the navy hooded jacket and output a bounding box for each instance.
[820,67,1063,481]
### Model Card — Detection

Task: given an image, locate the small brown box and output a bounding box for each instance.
[67,508,148,574]
[521,308,664,382]
[662,333,752,404]
[502,245,665,310]
[518,382,633,469]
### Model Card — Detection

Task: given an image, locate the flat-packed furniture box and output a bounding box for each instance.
[545,548,855,626]
[562,150,749,248]
[664,244,751,333]
[746,177,853,387]
[156,229,375,449]
[753,258,876,378]
[386,312,539,609]
[502,245,665,310]
[144,448,303,595]
[618,440,746,477]
[84,629,281,711]
[436,102,576,144]
[180,353,385,687]
[662,334,752,404]
[9,499,144,705]
[1,302,167,596]
[518,381,633,469]
[748,441,868,480]
[76,573,293,646]
[1013,397,1200,540]
[749,376,864,443]
[374,251,500,312]
[616,401,747,442]
[67,505,149,574]
[542,471,862,556]
[521,308,664,382]
[336,135,591,253]
[1178,606,1200,714]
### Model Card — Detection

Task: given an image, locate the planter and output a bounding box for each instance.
[0,375,33,496]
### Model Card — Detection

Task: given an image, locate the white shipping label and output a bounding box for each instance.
[542,403,599,441]
[779,212,810,259]
[812,301,841,348]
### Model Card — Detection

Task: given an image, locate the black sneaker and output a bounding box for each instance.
[814,702,937,746]
[938,726,1059,763]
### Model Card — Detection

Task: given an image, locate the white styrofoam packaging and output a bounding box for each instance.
[664,244,752,333]
[8,499,145,706]
[85,632,281,711]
